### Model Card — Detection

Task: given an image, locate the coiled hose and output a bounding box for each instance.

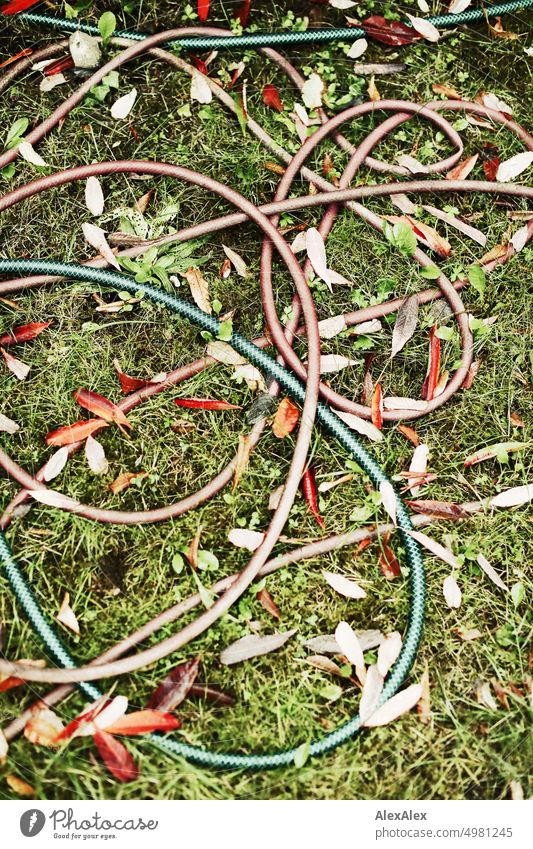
[17,0,533,51]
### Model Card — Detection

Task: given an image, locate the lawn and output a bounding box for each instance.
[0,0,531,800]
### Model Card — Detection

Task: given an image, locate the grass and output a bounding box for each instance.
[0,0,531,800]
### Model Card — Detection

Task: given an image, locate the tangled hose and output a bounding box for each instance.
[0,19,531,771]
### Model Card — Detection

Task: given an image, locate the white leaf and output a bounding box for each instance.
[0,730,9,764]
[268,484,284,511]
[408,443,429,495]
[82,222,120,269]
[391,193,417,214]
[443,574,462,608]
[408,529,461,569]
[422,204,486,246]
[29,488,81,511]
[317,315,346,339]
[335,621,365,669]
[227,528,265,551]
[359,665,384,721]
[1,348,30,381]
[318,472,353,493]
[319,354,357,375]
[40,73,67,92]
[383,397,428,412]
[206,340,245,367]
[85,435,108,475]
[69,31,101,69]
[327,268,353,287]
[85,177,105,217]
[220,629,297,665]
[323,571,366,599]
[290,231,308,253]
[490,484,533,508]
[391,294,419,358]
[476,680,497,710]
[351,319,382,335]
[56,591,80,635]
[183,267,211,314]
[334,409,383,442]
[330,0,356,8]
[43,446,69,482]
[363,683,423,727]
[306,228,331,290]
[482,93,513,115]
[18,141,48,167]
[377,631,402,677]
[93,696,129,731]
[476,553,508,592]
[397,154,428,174]
[0,412,19,434]
[496,151,533,182]
[233,363,266,392]
[293,102,309,126]
[379,481,397,526]
[110,88,137,120]
[510,225,529,253]
[406,14,441,41]
[222,244,248,277]
[305,630,384,654]
[347,38,368,59]
[448,0,471,12]
[417,0,430,11]
[190,72,212,104]
[301,73,324,110]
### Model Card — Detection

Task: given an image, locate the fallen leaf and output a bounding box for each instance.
[233,434,252,491]
[397,424,420,446]
[82,223,120,269]
[384,397,428,412]
[421,326,441,401]
[104,710,180,736]
[272,397,299,438]
[301,467,324,528]
[335,621,365,676]
[0,731,7,764]
[377,631,402,677]
[69,30,101,69]
[43,446,69,481]
[496,151,533,182]
[56,592,80,635]
[227,528,265,551]
[0,322,50,347]
[318,472,353,493]
[174,397,240,410]
[323,571,366,599]
[367,75,380,102]
[405,499,469,520]
[262,84,283,112]
[257,587,281,620]
[305,655,342,676]
[379,481,397,526]
[371,383,383,430]
[220,629,297,665]
[183,267,211,314]
[408,443,429,496]
[301,73,324,109]
[378,536,401,579]
[304,630,383,655]
[475,680,497,710]
[113,359,166,394]
[147,657,200,711]
[448,0,472,11]
[46,418,108,446]
[359,665,384,721]
[417,667,432,723]
[306,227,331,290]
[85,176,105,216]
[422,204,486,246]
[405,14,440,41]
[317,314,346,339]
[110,88,137,120]
[347,38,368,58]
[454,626,482,641]
[0,412,19,434]
[109,471,147,495]
[464,441,526,467]
[268,484,284,511]
[24,708,64,747]
[362,16,420,46]
[363,683,423,727]
[334,410,383,442]
[432,82,462,99]
[197,0,210,22]
[222,244,248,277]
[6,774,35,797]
[510,225,529,253]
[85,435,108,475]
[29,489,81,511]
[93,729,139,783]
[73,387,131,428]
[443,574,462,608]
[18,141,48,167]
[1,347,30,380]
[391,294,419,358]
[490,484,533,508]
[408,529,460,569]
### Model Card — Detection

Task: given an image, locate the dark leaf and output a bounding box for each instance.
[146,657,201,712]
[93,730,139,783]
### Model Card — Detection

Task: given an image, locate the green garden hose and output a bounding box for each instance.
[17,1,533,51]
[0,257,425,770]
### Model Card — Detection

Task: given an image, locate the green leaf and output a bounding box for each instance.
[420,265,440,280]
[468,265,486,297]
[6,117,29,147]
[511,582,524,607]
[294,742,310,768]
[197,549,219,571]
[393,221,417,257]
[319,683,343,701]
[172,553,184,574]
[217,319,233,341]
[98,11,117,44]
[435,326,455,341]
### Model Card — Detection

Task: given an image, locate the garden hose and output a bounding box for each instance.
[0,256,426,769]
[0,18,531,773]
[16,1,533,51]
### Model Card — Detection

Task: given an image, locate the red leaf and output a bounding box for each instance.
[45,418,108,446]
[362,16,420,47]
[379,535,401,579]
[371,383,383,430]
[405,499,471,520]
[0,676,25,692]
[420,326,440,401]
[112,359,155,394]
[55,697,108,742]
[262,84,284,113]
[237,0,251,26]
[0,48,33,69]
[197,0,210,22]
[1,0,41,14]
[174,397,241,410]
[481,144,500,181]
[73,388,131,428]
[43,56,75,76]
[146,657,201,712]
[272,397,299,438]
[104,710,181,736]
[93,730,139,783]
[189,55,208,75]
[301,467,325,529]
[0,322,50,347]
